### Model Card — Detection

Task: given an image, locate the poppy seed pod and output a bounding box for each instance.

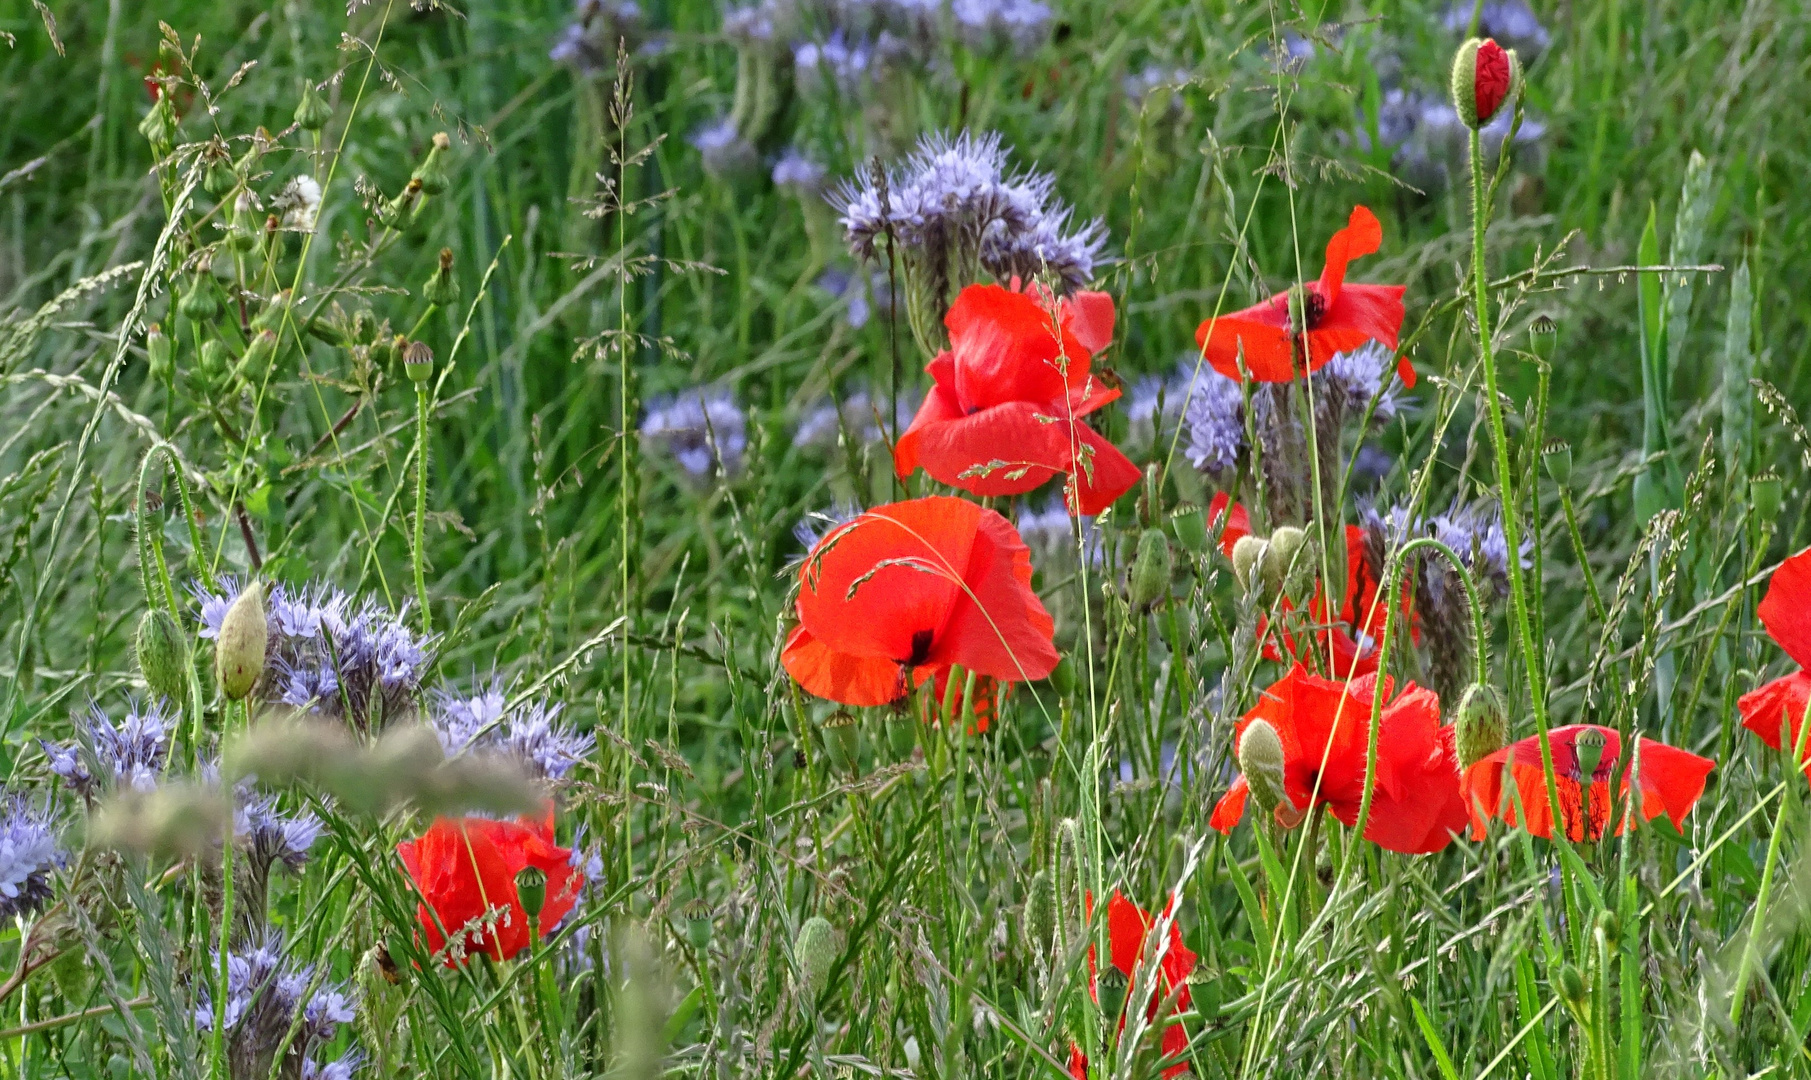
[1542,439,1573,487]
[403,340,434,384]
[1261,525,1306,595]
[423,247,460,307]
[794,915,837,1003]
[1450,38,1520,129]
[1024,869,1055,953]
[1751,470,1784,524]
[820,710,859,773]
[294,80,333,132]
[514,866,548,922]
[1128,530,1173,609]
[1095,966,1129,1023]
[413,132,453,196]
[1453,683,1509,769]
[1572,726,1609,783]
[1230,535,1268,594]
[1169,503,1208,555]
[1237,719,1290,819]
[214,580,268,701]
[135,609,188,703]
[145,323,173,382]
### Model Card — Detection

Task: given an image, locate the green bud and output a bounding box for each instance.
[1556,963,1587,1006]
[1572,727,1610,784]
[794,915,838,1003]
[1024,869,1055,954]
[135,609,188,703]
[1054,817,1084,928]
[294,80,333,132]
[214,580,268,701]
[233,127,272,179]
[1096,966,1129,1023]
[203,157,237,198]
[681,899,713,950]
[198,339,231,380]
[1128,529,1173,609]
[403,340,434,384]
[1594,909,1621,949]
[821,710,859,773]
[1048,656,1076,696]
[1169,503,1208,555]
[423,247,461,307]
[146,323,173,382]
[515,866,548,922]
[1751,470,1784,525]
[178,276,221,323]
[1453,683,1509,770]
[239,330,278,380]
[1230,535,1268,594]
[377,178,424,229]
[251,290,294,335]
[228,192,261,252]
[412,132,454,196]
[1542,440,1573,487]
[138,98,178,157]
[373,333,404,371]
[1237,719,1290,820]
[1261,526,1306,595]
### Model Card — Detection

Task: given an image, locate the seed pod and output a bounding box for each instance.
[1230,535,1268,594]
[1572,727,1609,783]
[228,191,262,252]
[1261,525,1306,595]
[146,323,173,382]
[1096,966,1129,1023]
[1453,683,1509,769]
[1169,503,1208,555]
[1238,719,1290,819]
[1024,869,1055,954]
[294,80,333,131]
[135,609,188,703]
[412,132,453,195]
[794,915,838,1003]
[198,339,231,381]
[821,710,859,773]
[1542,440,1573,487]
[1450,37,1520,129]
[251,290,294,335]
[515,866,548,922]
[1751,470,1783,525]
[1128,530,1173,609]
[214,581,268,701]
[422,247,460,307]
[403,340,434,384]
[177,276,220,323]
[138,97,177,157]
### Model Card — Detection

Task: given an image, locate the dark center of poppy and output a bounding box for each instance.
[902,628,936,668]
[1287,285,1328,333]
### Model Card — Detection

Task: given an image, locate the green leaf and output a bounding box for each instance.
[1410,997,1460,1080]
[1516,952,1559,1080]
[1635,203,1682,520]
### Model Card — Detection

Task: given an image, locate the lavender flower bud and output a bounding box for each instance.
[215,581,269,701]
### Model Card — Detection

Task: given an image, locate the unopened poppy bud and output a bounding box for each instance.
[135,609,188,703]
[1048,656,1076,695]
[1129,530,1173,609]
[138,97,177,157]
[1230,535,1268,594]
[1453,683,1509,769]
[1595,909,1620,948]
[1751,470,1783,524]
[146,323,173,381]
[403,339,434,384]
[1055,817,1084,918]
[1262,526,1306,595]
[178,276,220,323]
[294,80,333,132]
[821,710,858,773]
[1572,727,1609,785]
[423,247,460,307]
[1024,869,1055,953]
[1169,503,1208,555]
[515,865,548,922]
[794,915,837,1002]
[214,580,268,701]
[1096,966,1129,1023]
[1238,719,1290,819]
[1542,439,1573,487]
[1556,963,1587,1006]
[412,132,453,196]
[1450,37,1520,129]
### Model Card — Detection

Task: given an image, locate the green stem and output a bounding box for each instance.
[213,702,239,1080]
[1559,486,1608,624]
[1730,697,1811,1023]
[411,379,431,635]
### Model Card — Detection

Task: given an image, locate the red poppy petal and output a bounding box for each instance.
[1738,669,1811,760]
[796,498,975,663]
[1062,290,1116,355]
[897,401,1072,496]
[1065,423,1142,515]
[1317,205,1384,301]
[894,383,966,480]
[1759,548,1811,670]
[947,284,1091,410]
[1106,891,1149,977]
[1395,352,1417,389]
[781,625,907,706]
[1207,493,1251,557]
[1209,775,1250,833]
[1068,1044,1088,1080]
[933,507,1059,683]
[1316,284,1407,355]
[1630,738,1714,831]
[1196,310,1296,382]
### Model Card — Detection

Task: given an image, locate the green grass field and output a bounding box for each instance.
[1,0,1810,1076]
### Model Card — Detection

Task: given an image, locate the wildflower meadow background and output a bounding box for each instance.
[0,0,1809,1076]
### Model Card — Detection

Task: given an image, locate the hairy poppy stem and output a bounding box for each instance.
[411,378,432,634]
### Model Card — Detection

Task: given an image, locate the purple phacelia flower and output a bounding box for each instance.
[433,680,595,782]
[195,933,358,1080]
[0,795,62,921]
[1182,365,1247,475]
[641,386,748,478]
[951,0,1053,55]
[690,116,758,178]
[43,699,172,797]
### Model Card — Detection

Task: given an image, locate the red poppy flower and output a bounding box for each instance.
[1209,664,1467,854]
[1206,492,1251,558]
[1472,39,1513,122]
[1739,548,1811,770]
[1194,206,1411,386]
[894,284,1140,515]
[1068,891,1198,1079]
[397,809,584,964]
[1461,725,1714,842]
[919,668,1005,734]
[781,496,1059,708]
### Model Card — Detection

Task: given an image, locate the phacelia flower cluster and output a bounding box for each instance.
[433,680,595,783]
[43,699,173,798]
[194,934,360,1080]
[549,0,648,74]
[640,386,749,479]
[0,795,62,922]
[792,386,919,451]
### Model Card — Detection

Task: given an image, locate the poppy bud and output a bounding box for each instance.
[1261,526,1306,595]
[423,247,460,307]
[1169,503,1208,555]
[403,340,434,384]
[1055,817,1084,931]
[1556,963,1587,1007]
[294,80,333,132]
[1450,38,1521,129]
[1128,530,1173,609]
[794,915,838,1003]
[1024,869,1055,954]
[515,865,548,922]
[820,710,859,773]
[412,132,454,196]
[146,323,173,381]
[1751,470,1783,525]
[1595,909,1620,949]
[1237,719,1290,820]
[1453,683,1509,769]
[1096,965,1129,1023]
[214,580,268,701]
[178,276,220,323]
[1542,439,1573,487]
[1048,656,1076,696]
[1230,535,1268,594]
[138,97,177,157]
[135,609,188,703]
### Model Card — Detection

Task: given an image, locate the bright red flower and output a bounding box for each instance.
[781,496,1059,708]
[1473,39,1513,122]
[397,809,584,964]
[1194,207,1411,386]
[1739,547,1811,770]
[1209,664,1468,854]
[920,668,1005,734]
[1206,491,1251,558]
[1069,891,1198,1079]
[894,284,1140,515]
[1461,725,1714,842]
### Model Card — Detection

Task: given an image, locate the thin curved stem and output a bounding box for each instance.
[411,379,432,634]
